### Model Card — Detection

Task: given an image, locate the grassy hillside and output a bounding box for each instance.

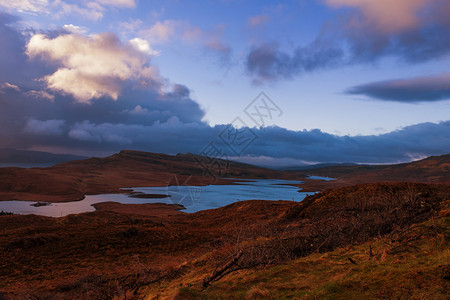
[304,154,450,184]
[165,213,449,299]
[1,182,448,299]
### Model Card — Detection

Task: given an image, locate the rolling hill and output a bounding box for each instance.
[0,150,449,203]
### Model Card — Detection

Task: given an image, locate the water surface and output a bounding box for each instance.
[306,175,336,181]
[0,178,312,217]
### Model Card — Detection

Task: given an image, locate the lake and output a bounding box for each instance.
[306,175,336,181]
[0,178,315,217]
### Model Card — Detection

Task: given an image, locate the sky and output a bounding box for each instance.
[0,0,449,166]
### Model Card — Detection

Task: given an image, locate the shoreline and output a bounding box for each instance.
[0,178,313,217]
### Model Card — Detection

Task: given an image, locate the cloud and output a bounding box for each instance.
[0,13,52,85]
[62,24,88,34]
[118,19,143,33]
[140,20,232,63]
[242,122,450,163]
[51,0,103,21]
[128,105,149,115]
[68,121,133,144]
[246,0,450,83]
[0,0,49,14]
[33,119,450,164]
[129,38,159,56]
[0,82,21,91]
[1,83,449,164]
[246,42,344,83]
[247,14,270,27]
[0,80,207,153]
[1,12,449,164]
[0,0,135,21]
[0,13,205,153]
[142,20,178,44]
[24,119,66,135]
[325,0,429,33]
[346,73,450,102]
[26,32,162,103]
[95,0,135,8]
[195,24,232,63]
[25,90,55,101]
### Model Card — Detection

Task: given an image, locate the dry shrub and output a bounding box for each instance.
[246,285,271,299]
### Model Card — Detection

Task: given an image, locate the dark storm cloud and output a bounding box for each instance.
[0,13,52,86]
[0,83,205,151]
[246,42,344,84]
[245,121,450,163]
[2,79,450,163]
[339,1,450,64]
[18,119,447,164]
[0,14,205,153]
[245,0,450,84]
[346,74,450,103]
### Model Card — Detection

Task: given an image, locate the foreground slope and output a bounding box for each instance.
[171,213,450,299]
[0,182,448,299]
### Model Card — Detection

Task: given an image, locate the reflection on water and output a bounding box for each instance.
[0,178,313,217]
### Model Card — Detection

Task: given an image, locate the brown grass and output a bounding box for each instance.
[0,182,448,299]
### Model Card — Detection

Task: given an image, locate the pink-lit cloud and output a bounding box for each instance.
[247,14,270,27]
[325,0,430,33]
[140,20,231,62]
[246,0,450,84]
[26,32,161,103]
[0,82,21,91]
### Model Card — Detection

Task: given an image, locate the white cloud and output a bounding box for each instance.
[96,0,135,8]
[129,38,159,55]
[24,119,65,135]
[26,32,162,103]
[0,0,136,21]
[129,105,149,115]
[51,0,103,21]
[0,0,49,14]
[62,24,89,34]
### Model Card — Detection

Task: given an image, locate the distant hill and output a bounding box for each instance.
[0,150,448,203]
[280,162,358,171]
[302,154,450,184]
[0,150,284,202]
[0,149,87,165]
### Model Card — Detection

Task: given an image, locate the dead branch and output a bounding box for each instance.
[203,250,243,287]
[348,257,357,265]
